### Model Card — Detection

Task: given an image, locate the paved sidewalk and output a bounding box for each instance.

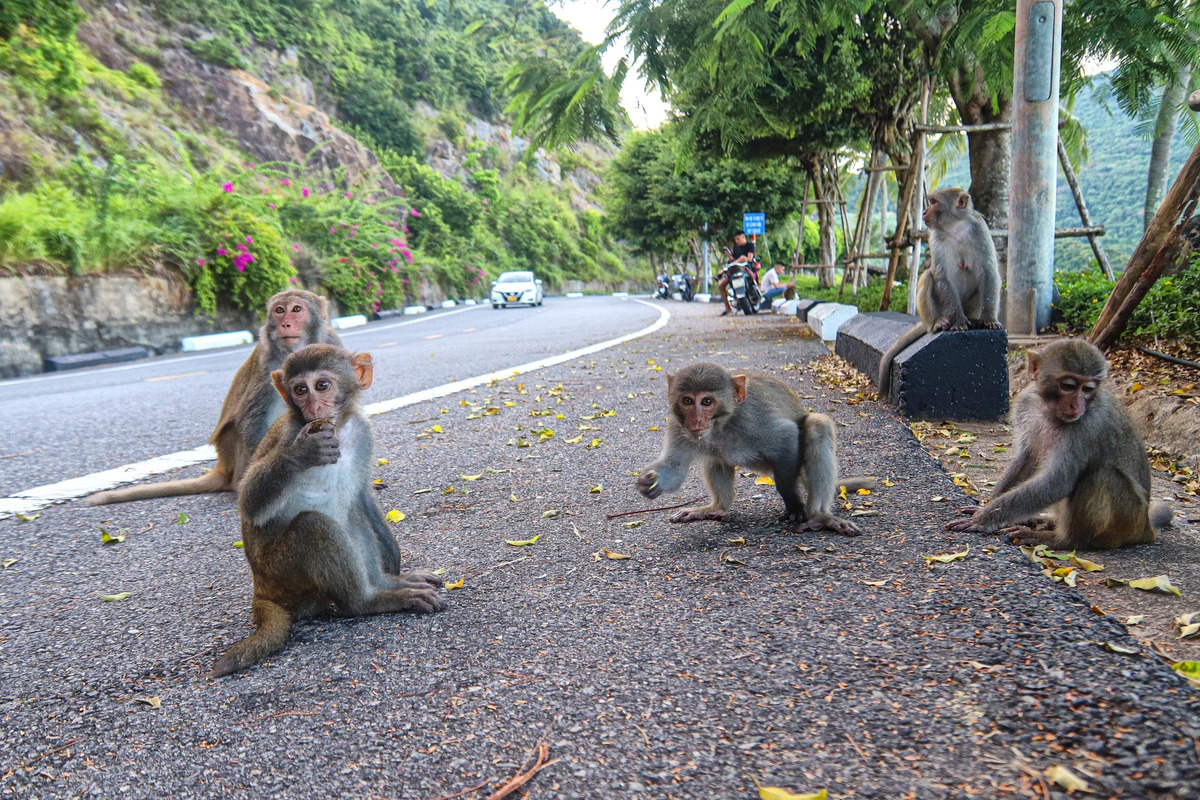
[2,302,1198,799]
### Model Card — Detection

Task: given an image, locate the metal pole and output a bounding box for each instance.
[908,75,931,316]
[701,222,710,294]
[1008,0,1062,335]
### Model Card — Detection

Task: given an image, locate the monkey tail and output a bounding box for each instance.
[209,598,292,678]
[838,476,878,493]
[877,323,926,396]
[1149,501,1174,532]
[85,466,232,506]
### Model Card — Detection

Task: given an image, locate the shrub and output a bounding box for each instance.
[202,208,294,312]
[1053,265,1200,343]
[127,62,161,89]
[185,36,245,69]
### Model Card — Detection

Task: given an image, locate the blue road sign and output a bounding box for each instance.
[742,212,765,235]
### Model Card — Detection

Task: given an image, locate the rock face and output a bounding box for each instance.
[0,275,257,379]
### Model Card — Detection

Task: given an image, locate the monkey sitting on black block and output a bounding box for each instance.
[211,344,445,677]
[947,338,1172,549]
[636,362,865,536]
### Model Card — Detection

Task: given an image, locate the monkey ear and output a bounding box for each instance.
[318,296,329,320]
[731,375,748,404]
[1026,351,1040,379]
[271,369,289,403]
[956,191,970,209]
[352,353,374,391]
[666,373,675,393]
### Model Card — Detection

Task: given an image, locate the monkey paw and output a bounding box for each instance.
[945,517,995,534]
[636,469,662,499]
[1000,525,1046,545]
[402,588,448,614]
[982,321,1004,330]
[397,570,444,589]
[669,506,726,523]
[797,516,862,537]
[294,421,340,466]
[956,505,980,516]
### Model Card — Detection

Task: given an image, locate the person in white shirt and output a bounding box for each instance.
[759,263,791,308]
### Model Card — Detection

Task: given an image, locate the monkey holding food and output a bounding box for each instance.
[877,187,1003,394]
[947,338,1172,549]
[210,344,445,677]
[636,362,865,536]
[87,289,341,506]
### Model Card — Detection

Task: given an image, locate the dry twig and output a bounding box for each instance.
[486,742,559,800]
[605,496,706,520]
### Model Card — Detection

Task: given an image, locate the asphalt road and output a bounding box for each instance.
[3,300,1199,799]
[0,296,660,495]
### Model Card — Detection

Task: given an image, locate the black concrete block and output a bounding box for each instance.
[795,299,827,322]
[835,313,1009,420]
[44,346,150,372]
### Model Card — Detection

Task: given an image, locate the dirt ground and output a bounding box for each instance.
[819,338,1200,670]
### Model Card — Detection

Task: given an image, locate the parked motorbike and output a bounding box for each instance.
[723,262,761,316]
[654,274,672,300]
[670,273,695,302]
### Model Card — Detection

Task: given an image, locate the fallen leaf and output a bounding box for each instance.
[15,513,38,522]
[1105,577,1129,587]
[1178,611,1200,627]
[443,577,464,590]
[509,493,520,503]
[597,547,631,560]
[100,528,125,544]
[850,509,880,517]
[432,567,447,575]
[1173,661,1200,688]
[566,435,583,444]
[589,484,603,494]
[923,545,969,564]
[1129,574,1182,596]
[1123,615,1145,625]
[1104,641,1141,655]
[752,777,827,800]
[1070,555,1105,572]
[1130,382,1145,393]
[461,473,483,481]
[727,536,747,545]
[649,425,659,431]
[856,488,871,496]
[755,476,776,486]
[2,558,18,568]
[541,510,560,519]
[413,488,433,494]
[133,696,161,709]
[860,579,889,587]
[931,495,947,503]
[722,555,747,566]
[376,458,389,466]
[100,592,132,602]
[881,478,894,487]
[1179,623,1200,640]
[176,512,189,525]
[385,510,406,523]
[793,546,813,554]
[232,540,243,548]
[1044,764,1092,794]
[624,520,644,529]
[505,534,541,546]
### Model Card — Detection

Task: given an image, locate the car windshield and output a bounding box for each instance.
[497,272,534,284]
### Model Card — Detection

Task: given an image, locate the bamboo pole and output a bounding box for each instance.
[1057,136,1114,279]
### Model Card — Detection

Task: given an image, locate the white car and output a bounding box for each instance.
[491,271,544,308]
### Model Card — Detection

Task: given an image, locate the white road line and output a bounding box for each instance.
[0,299,669,519]
[0,305,482,389]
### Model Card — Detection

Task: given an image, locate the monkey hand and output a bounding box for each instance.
[956,505,980,515]
[293,420,340,467]
[934,316,970,332]
[797,515,862,537]
[669,504,726,523]
[945,514,998,534]
[971,319,1004,330]
[1000,525,1048,545]
[636,469,662,499]
[395,570,446,589]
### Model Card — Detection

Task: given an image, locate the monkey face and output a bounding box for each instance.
[286,369,342,422]
[1043,375,1098,424]
[676,392,723,438]
[271,298,313,350]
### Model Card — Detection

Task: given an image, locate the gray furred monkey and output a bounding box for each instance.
[636,362,868,536]
[210,344,445,677]
[877,187,1002,395]
[87,289,342,506]
[947,338,1172,549]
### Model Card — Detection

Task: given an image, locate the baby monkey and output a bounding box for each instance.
[947,338,1172,549]
[211,344,445,677]
[637,362,864,536]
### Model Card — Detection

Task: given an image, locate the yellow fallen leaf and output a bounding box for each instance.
[376,458,389,466]
[1,558,18,568]
[505,534,540,546]
[1123,615,1145,625]
[100,528,125,544]
[100,592,132,602]
[443,577,464,590]
[373,478,384,485]
[541,510,560,519]
[860,578,889,587]
[1174,661,1200,688]
[566,435,583,444]
[752,777,827,800]
[1070,555,1104,572]
[923,545,969,565]
[881,478,894,487]
[133,696,161,709]
[510,493,519,503]
[624,520,644,529]
[15,513,38,522]
[1104,641,1140,655]
[1129,574,1182,596]
[504,401,516,407]
[1130,382,1145,393]
[433,567,447,575]
[755,476,775,486]
[589,484,603,494]
[516,439,530,448]
[385,510,406,523]
[856,488,871,496]
[461,473,483,481]
[727,536,746,545]
[1044,765,1092,794]
[429,425,443,433]
[232,540,243,548]
[839,486,848,500]
[597,547,632,560]
[413,488,432,494]
[649,425,659,431]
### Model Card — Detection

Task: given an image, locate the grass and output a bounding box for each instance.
[793,273,911,313]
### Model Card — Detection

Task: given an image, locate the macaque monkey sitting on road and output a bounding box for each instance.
[636,362,865,536]
[877,187,1003,394]
[947,338,1172,549]
[210,344,445,677]
[87,289,342,506]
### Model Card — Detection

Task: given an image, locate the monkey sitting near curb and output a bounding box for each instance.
[87,289,342,506]
[946,338,1172,549]
[210,344,445,677]
[635,362,869,536]
[877,187,1002,395]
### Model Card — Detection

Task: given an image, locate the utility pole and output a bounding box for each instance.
[701,221,710,293]
[1007,0,1062,335]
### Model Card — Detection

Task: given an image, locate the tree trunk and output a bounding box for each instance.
[949,64,1012,279]
[812,160,838,288]
[1144,67,1189,231]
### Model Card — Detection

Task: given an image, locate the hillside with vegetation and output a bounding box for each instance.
[0,0,647,316]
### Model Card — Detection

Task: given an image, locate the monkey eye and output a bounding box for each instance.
[293,385,308,396]
[1059,379,1078,392]
[274,306,285,314]
[681,396,694,405]
[315,379,331,391]
[700,397,714,406]
[292,305,303,313]
[1081,382,1098,395]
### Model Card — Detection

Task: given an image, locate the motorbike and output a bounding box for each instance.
[670,273,695,302]
[654,273,672,300]
[723,261,762,315]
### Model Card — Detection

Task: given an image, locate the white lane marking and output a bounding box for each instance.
[0,299,668,518]
[0,306,482,389]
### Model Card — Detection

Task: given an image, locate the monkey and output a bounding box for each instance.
[210,344,445,677]
[877,187,1003,395]
[86,289,342,506]
[946,338,1172,549]
[635,362,866,536]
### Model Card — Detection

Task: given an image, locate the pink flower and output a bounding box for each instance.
[330,226,336,234]
[268,203,276,210]
[222,182,234,193]
[289,277,298,284]
[302,187,310,198]
[345,192,353,199]
[246,236,253,244]
[402,225,410,233]
[293,243,300,251]
[410,208,420,218]
[280,178,292,187]
[196,258,206,266]
[217,248,227,256]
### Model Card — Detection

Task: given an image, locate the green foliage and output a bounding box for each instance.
[1053,266,1200,343]
[127,62,161,89]
[0,0,85,100]
[184,35,246,69]
[206,208,294,311]
[0,188,86,274]
[793,275,910,313]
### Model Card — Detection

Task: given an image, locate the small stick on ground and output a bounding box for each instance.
[413,776,492,800]
[486,742,559,800]
[20,738,79,768]
[606,496,707,520]
[844,732,869,763]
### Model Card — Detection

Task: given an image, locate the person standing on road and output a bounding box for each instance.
[758,263,792,309]
[718,231,756,316]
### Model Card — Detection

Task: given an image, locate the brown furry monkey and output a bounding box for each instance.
[877,187,1002,394]
[87,289,342,506]
[946,339,1172,549]
[210,344,445,677]
[636,362,865,536]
